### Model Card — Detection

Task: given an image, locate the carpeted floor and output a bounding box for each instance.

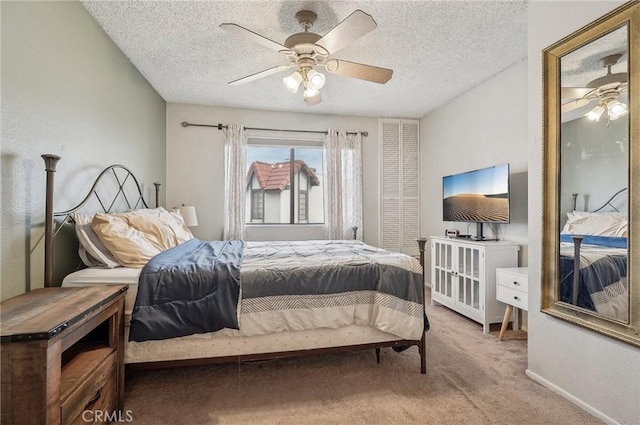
[124,293,603,425]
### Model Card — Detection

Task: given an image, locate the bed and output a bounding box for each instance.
[559,190,628,321]
[42,155,428,373]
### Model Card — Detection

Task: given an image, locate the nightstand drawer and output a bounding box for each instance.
[497,269,529,292]
[497,285,528,311]
[61,348,117,425]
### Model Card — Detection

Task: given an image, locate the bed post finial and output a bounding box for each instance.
[153,182,161,208]
[42,154,61,288]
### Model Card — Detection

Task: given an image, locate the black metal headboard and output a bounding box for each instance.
[571,188,628,212]
[42,154,159,287]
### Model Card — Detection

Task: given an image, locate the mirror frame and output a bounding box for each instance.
[542,1,640,347]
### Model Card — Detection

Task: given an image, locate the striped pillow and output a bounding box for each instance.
[73,213,121,268]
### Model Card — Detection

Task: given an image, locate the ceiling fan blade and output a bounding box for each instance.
[561,97,595,114]
[228,65,291,86]
[325,59,392,84]
[220,23,290,53]
[315,10,377,55]
[561,87,594,99]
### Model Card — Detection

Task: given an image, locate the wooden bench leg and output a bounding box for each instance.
[499,305,513,341]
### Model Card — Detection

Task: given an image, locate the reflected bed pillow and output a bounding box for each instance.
[91,208,194,268]
[561,211,627,237]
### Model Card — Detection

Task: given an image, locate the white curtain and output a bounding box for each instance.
[323,129,363,240]
[223,124,247,240]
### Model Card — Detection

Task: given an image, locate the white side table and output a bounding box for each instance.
[496,267,528,341]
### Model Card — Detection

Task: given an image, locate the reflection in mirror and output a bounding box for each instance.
[542,1,639,347]
[558,25,629,322]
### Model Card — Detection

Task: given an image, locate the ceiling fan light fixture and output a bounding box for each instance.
[303,87,320,99]
[585,104,605,121]
[222,9,392,105]
[306,69,326,90]
[304,91,322,106]
[607,100,628,120]
[283,71,303,93]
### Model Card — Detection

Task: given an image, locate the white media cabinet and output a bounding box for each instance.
[430,236,519,334]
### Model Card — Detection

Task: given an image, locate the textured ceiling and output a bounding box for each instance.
[82,1,528,118]
[561,25,627,88]
[561,25,628,122]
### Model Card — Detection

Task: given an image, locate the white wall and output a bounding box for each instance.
[527,2,640,424]
[0,1,166,300]
[166,103,380,243]
[560,115,628,217]
[308,174,324,223]
[420,59,529,274]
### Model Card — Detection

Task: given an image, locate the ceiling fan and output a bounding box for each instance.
[220,9,393,105]
[561,53,628,121]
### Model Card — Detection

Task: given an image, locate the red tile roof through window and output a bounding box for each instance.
[247,160,320,191]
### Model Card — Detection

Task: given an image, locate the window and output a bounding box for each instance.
[251,190,264,221]
[299,191,308,222]
[245,144,324,224]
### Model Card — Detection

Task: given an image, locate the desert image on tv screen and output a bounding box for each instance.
[443,165,509,223]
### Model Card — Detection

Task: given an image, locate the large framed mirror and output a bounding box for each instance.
[542,1,639,347]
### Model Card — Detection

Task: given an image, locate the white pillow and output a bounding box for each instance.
[90,210,193,268]
[561,211,627,237]
[72,213,121,268]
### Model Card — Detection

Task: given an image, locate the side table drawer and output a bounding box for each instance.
[497,270,529,292]
[61,349,117,425]
[497,285,528,311]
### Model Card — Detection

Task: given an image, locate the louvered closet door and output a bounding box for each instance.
[380,118,420,256]
[381,120,401,252]
[402,121,419,255]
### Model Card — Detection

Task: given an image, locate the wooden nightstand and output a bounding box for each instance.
[496,267,528,341]
[1,285,127,425]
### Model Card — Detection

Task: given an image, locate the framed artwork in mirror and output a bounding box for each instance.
[542,1,639,347]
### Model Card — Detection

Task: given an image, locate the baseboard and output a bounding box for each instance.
[525,369,620,425]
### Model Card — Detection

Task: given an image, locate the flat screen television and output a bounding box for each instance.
[442,163,510,241]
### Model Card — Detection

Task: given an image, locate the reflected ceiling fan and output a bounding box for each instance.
[561,54,628,121]
[220,9,393,105]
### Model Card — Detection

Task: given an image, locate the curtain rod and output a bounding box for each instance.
[181,121,368,137]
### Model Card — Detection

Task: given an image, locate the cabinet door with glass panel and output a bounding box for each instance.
[455,243,484,317]
[431,238,483,315]
[431,238,455,306]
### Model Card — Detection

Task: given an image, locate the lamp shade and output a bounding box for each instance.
[585,104,605,121]
[607,100,627,120]
[283,71,303,93]
[306,69,326,90]
[303,88,322,105]
[174,205,198,227]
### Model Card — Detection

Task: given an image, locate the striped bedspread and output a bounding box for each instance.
[130,239,426,342]
[239,240,425,341]
[560,236,627,321]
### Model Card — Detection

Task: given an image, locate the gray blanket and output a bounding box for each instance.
[241,240,423,303]
[128,239,244,342]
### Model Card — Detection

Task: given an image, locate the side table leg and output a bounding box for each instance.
[499,305,514,341]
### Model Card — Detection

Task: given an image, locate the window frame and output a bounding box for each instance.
[245,138,324,225]
[250,189,264,222]
[298,190,308,222]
